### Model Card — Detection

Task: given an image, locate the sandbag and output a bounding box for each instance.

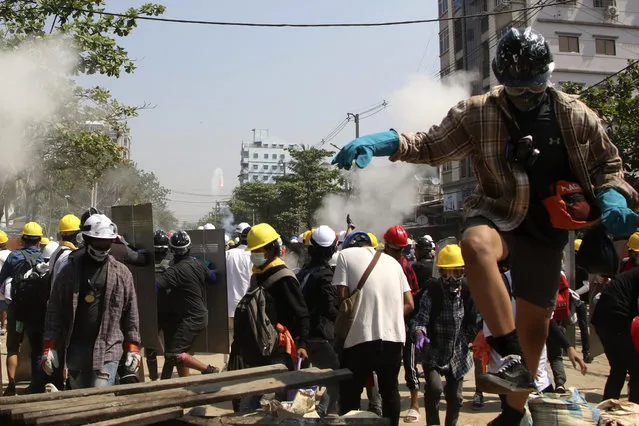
[528,388,599,425]
[597,399,639,425]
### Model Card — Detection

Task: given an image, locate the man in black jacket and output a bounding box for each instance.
[591,267,639,403]
[413,235,435,290]
[297,225,340,417]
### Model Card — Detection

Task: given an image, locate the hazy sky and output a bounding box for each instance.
[81,0,439,223]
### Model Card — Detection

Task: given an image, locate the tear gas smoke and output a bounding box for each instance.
[0,38,76,180]
[220,206,235,235]
[315,73,475,236]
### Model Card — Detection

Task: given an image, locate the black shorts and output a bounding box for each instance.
[164,317,207,357]
[462,215,567,309]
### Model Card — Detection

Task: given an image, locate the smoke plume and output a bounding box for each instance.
[0,38,76,180]
[314,73,475,236]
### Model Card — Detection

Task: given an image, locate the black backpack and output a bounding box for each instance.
[10,250,49,322]
[233,268,297,362]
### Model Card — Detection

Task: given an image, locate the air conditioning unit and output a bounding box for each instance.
[607,5,618,17]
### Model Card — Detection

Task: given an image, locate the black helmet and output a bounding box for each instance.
[492,27,554,87]
[169,230,191,255]
[154,230,169,248]
[416,235,435,251]
[80,207,102,228]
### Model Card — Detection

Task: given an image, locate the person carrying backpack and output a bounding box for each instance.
[412,244,476,426]
[0,222,46,396]
[229,223,310,413]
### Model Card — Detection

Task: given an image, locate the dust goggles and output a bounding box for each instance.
[504,83,547,96]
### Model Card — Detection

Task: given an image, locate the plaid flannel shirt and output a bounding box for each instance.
[44,255,140,371]
[399,255,419,296]
[390,86,638,231]
[413,285,472,380]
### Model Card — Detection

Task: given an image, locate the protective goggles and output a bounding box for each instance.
[504,84,547,96]
[440,267,464,279]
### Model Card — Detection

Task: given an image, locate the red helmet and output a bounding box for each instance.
[383,225,409,248]
[632,316,639,353]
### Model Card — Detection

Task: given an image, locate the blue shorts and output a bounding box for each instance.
[0,299,8,312]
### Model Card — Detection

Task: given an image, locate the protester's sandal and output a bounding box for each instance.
[404,409,420,423]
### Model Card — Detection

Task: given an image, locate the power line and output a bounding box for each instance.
[579,59,638,94]
[48,1,567,29]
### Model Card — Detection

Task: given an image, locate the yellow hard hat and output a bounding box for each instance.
[368,233,379,249]
[302,229,315,246]
[0,230,7,245]
[437,244,465,268]
[228,240,235,247]
[574,239,582,252]
[40,237,50,246]
[628,232,639,252]
[22,222,43,237]
[59,214,81,233]
[246,223,281,252]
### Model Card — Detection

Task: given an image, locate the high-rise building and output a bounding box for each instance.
[85,121,132,160]
[238,136,299,184]
[436,0,639,222]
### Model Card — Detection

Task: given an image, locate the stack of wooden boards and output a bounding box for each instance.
[0,364,352,426]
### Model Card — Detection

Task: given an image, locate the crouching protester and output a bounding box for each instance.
[228,223,310,413]
[156,230,219,379]
[412,244,476,426]
[41,214,141,389]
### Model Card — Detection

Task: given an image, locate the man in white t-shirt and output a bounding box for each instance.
[332,231,414,426]
[0,230,11,334]
[226,224,252,322]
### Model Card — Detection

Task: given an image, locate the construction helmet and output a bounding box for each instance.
[59,214,81,233]
[80,207,102,228]
[628,232,639,252]
[302,229,315,246]
[246,223,280,252]
[437,244,465,268]
[42,241,60,260]
[235,222,251,234]
[228,240,235,247]
[40,237,50,246]
[416,235,435,251]
[383,225,409,248]
[154,230,169,248]
[367,233,379,249]
[0,230,7,245]
[81,214,118,239]
[22,222,43,237]
[342,231,372,249]
[632,316,639,353]
[493,27,554,87]
[574,239,583,252]
[311,225,338,248]
[203,223,215,230]
[169,230,192,255]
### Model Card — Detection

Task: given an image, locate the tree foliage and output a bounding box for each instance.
[222,146,344,237]
[563,61,639,190]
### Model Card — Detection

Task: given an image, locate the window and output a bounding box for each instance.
[438,0,448,15]
[454,18,463,53]
[253,153,258,159]
[272,154,277,159]
[480,16,488,34]
[466,29,475,43]
[596,38,616,55]
[271,165,278,170]
[558,35,579,52]
[252,175,258,181]
[279,144,284,148]
[262,176,269,182]
[280,154,285,159]
[263,153,268,159]
[262,165,268,170]
[456,58,464,70]
[439,26,450,55]
[252,165,258,170]
[593,0,615,7]
[443,162,453,172]
[460,157,473,178]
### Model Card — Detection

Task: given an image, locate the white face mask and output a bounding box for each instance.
[87,244,111,262]
[250,253,267,267]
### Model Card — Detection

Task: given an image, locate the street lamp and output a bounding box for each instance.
[64,195,71,208]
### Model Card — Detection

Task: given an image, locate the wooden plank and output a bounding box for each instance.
[0,364,287,409]
[205,416,391,426]
[32,368,352,426]
[88,406,184,426]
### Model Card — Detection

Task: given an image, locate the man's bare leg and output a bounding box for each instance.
[505,299,552,411]
[4,354,18,395]
[460,226,513,335]
[178,354,218,377]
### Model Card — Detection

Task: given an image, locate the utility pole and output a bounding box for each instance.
[347,113,360,138]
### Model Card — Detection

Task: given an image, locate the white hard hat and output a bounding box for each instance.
[235,222,251,233]
[42,242,60,260]
[311,225,337,248]
[197,226,204,230]
[338,230,347,242]
[81,214,118,239]
[203,223,215,230]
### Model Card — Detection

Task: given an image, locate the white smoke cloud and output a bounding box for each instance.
[314,73,475,236]
[0,38,76,180]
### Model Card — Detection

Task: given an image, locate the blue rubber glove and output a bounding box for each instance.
[415,331,430,351]
[331,130,400,170]
[208,269,217,283]
[597,188,639,237]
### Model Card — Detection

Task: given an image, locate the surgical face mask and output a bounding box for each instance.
[506,90,546,112]
[87,244,111,262]
[250,252,267,267]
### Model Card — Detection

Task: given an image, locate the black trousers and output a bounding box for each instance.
[596,324,639,403]
[575,302,590,355]
[339,340,402,426]
[546,324,567,389]
[424,368,463,426]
